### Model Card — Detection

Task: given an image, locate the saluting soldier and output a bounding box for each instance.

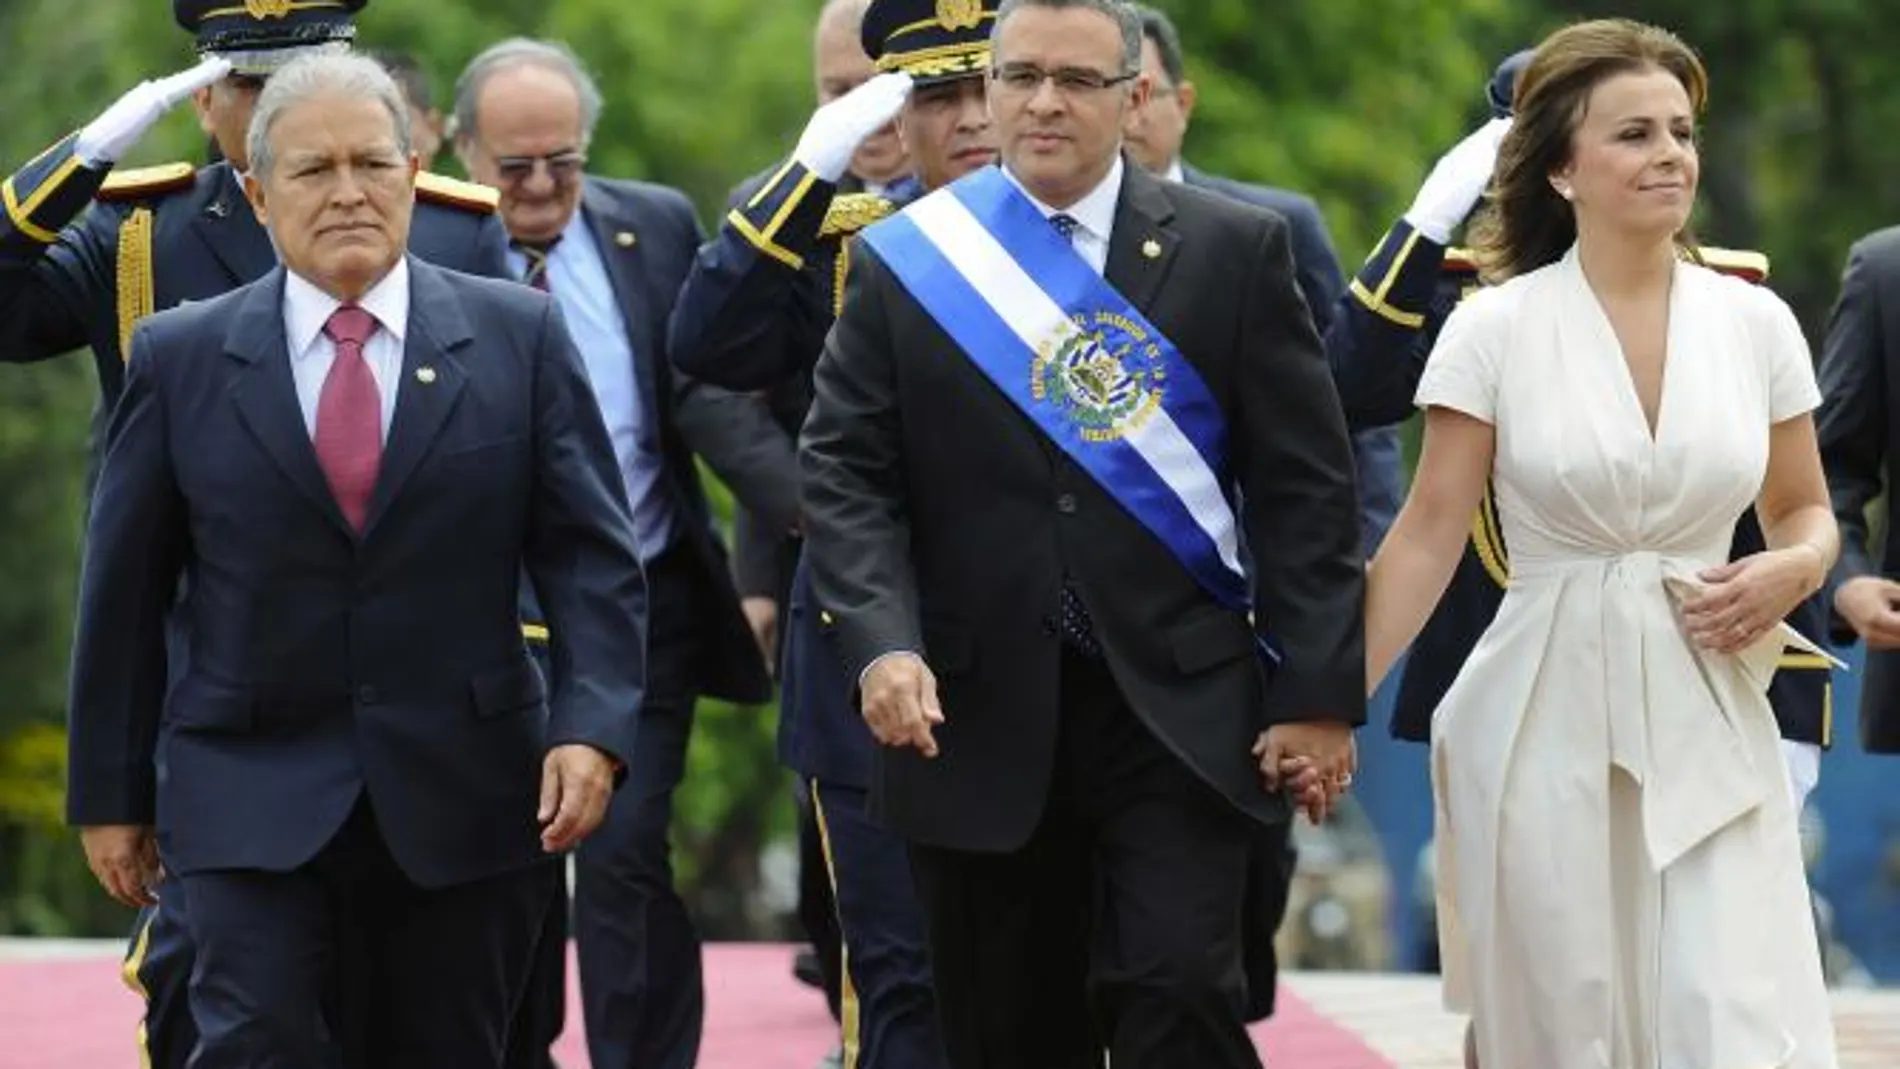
[666,1,1018,1065]
[0,3,514,1067]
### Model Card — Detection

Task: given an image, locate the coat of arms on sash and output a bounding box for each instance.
[1031,312,1166,443]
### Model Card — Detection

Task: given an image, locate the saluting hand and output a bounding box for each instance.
[860,652,945,759]
[793,72,914,183]
[76,56,233,166]
[539,744,618,854]
[80,824,160,909]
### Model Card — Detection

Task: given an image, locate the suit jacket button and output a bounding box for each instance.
[358,685,380,705]
[1055,493,1078,514]
[1040,615,1057,636]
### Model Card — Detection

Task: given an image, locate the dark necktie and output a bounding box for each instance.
[1046,213,1101,656]
[314,305,382,531]
[514,237,561,291]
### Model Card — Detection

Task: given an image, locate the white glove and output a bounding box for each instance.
[793,72,913,183]
[75,56,233,166]
[1402,116,1512,244]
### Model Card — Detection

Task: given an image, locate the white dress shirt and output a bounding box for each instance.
[283,257,409,443]
[1000,154,1124,276]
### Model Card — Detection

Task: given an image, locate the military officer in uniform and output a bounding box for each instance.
[0,3,514,1066]
[716,0,913,1029]
[666,2,1016,1065]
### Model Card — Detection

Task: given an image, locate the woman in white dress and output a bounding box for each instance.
[1362,19,1840,1069]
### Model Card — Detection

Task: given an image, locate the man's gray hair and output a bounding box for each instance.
[993,0,1143,75]
[451,38,604,147]
[247,52,414,179]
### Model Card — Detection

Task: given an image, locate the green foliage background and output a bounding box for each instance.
[3,0,1898,936]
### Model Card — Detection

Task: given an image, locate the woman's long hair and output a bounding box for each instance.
[1468,19,1709,283]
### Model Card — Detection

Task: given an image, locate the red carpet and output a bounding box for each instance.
[0,943,1394,1068]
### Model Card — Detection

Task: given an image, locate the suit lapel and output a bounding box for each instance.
[581,182,664,445]
[224,268,353,537]
[1104,161,1180,314]
[191,165,276,286]
[361,260,472,536]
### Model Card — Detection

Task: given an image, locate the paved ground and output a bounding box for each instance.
[3,939,1894,1068]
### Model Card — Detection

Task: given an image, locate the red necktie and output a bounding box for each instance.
[314,305,382,531]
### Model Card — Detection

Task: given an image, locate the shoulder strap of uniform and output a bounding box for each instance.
[1695,245,1769,284]
[820,192,896,239]
[414,171,499,215]
[96,162,197,203]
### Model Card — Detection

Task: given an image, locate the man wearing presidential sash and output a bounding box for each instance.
[798,1,1364,1065]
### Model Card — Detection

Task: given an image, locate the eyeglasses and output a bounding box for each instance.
[491,149,588,185]
[990,63,1139,95]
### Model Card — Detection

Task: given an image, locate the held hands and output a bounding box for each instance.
[859,652,944,759]
[1681,546,1826,654]
[1403,116,1512,244]
[539,744,618,854]
[76,56,233,166]
[1835,576,1900,650]
[793,72,914,183]
[80,825,160,909]
[1253,721,1357,825]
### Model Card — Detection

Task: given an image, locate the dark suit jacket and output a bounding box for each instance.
[1181,163,1402,554]
[1817,225,1900,752]
[65,259,648,889]
[552,177,779,706]
[800,165,1367,852]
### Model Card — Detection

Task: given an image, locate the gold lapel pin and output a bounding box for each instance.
[416,366,437,385]
[615,231,637,248]
[1141,238,1162,260]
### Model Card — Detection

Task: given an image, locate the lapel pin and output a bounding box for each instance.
[416,366,437,385]
[1141,238,1162,260]
[615,231,637,248]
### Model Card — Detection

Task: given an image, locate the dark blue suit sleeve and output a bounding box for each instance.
[1324,220,1457,431]
[0,132,116,365]
[66,321,189,825]
[666,159,840,390]
[525,299,651,769]
[1816,235,1891,615]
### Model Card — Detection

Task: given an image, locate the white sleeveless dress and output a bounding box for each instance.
[1414,246,1839,1069]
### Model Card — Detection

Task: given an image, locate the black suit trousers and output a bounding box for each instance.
[178,794,557,1069]
[908,650,1262,1069]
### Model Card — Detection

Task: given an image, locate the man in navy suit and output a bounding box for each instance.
[0,4,522,1065]
[452,37,782,1069]
[66,53,647,1068]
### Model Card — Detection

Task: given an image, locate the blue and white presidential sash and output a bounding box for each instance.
[859,166,1275,661]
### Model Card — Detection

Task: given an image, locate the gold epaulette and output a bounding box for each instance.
[1442,246,1480,275]
[1696,246,1769,284]
[820,193,895,239]
[96,162,196,203]
[415,171,500,214]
